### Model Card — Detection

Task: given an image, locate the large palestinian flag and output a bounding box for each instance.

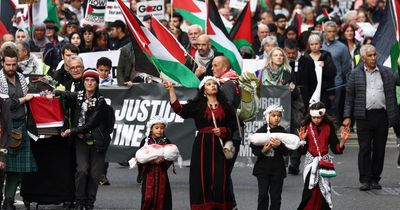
[151,16,187,64]
[372,0,400,100]
[207,0,242,74]
[117,0,199,88]
[230,2,253,54]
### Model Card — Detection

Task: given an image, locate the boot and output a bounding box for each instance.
[2,198,15,210]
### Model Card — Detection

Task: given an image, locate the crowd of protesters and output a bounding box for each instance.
[0,0,399,209]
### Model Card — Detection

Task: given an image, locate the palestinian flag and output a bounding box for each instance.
[290,12,302,36]
[151,16,187,64]
[84,0,106,25]
[316,8,330,24]
[32,0,60,29]
[172,0,232,32]
[207,0,242,74]
[372,0,400,100]
[230,2,254,54]
[117,0,200,88]
[259,0,273,9]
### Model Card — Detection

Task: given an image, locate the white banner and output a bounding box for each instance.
[84,0,107,26]
[136,0,165,20]
[80,50,121,78]
[104,0,130,23]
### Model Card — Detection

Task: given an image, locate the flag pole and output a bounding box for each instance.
[171,0,174,20]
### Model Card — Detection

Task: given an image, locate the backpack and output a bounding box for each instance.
[238,71,261,122]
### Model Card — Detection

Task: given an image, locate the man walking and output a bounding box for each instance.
[343,45,400,191]
[0,47,37,210]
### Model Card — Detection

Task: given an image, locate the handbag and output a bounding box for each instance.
[209,105,235,160]
[309,123,336,178]
[10,126,23,148]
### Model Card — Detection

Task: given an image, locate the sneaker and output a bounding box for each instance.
[99,175,110,185]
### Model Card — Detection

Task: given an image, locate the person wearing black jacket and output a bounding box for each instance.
[54,69,110,210]
[250,105,289,210]
[304,34,337,110]
[284,39,317,110]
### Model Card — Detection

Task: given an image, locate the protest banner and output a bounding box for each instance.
[104,0,130,23]
[101,84,197,162]
[136,0,165,20]
[101,84,291,163]
[84,0,107,25]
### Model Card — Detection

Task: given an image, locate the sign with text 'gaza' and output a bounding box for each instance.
[136,0,165,21]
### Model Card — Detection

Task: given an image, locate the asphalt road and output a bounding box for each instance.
[16,136,400,210]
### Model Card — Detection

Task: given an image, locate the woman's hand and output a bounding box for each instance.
[212,128,221,137]
[61,129,71,138]
[163,80,174,91]
[297,126,307,140]
[269,138,281,148]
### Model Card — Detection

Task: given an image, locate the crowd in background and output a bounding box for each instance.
[0,0,398,210]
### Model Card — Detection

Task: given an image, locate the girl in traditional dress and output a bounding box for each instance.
[297,102,349,210]
[164,76,237,210]
[250,104,289,210]
[138,116,173,210]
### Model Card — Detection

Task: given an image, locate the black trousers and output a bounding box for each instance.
[256,174,284,210]
[75,140,105,207]
[356,109,388,183]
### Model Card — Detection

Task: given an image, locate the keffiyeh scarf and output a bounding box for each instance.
[195,48,215,69]
[303,152,333,209]
[0,70,28,96]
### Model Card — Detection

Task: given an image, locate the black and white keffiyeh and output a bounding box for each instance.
[0,70,28,96]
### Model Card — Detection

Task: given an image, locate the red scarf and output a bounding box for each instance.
[218,69,239,84]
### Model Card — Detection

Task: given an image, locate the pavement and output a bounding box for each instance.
[15,129,400,209]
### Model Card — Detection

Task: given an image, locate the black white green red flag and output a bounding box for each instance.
[230,2,254,54]
[207,0,242,74]
[117,0,200,88]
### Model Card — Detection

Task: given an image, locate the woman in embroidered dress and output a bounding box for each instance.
[163,76,237,210]
[297,102,349,210]
[137,116,173,210]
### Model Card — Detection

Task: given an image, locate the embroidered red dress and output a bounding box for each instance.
[139,136,172,210]
[298,122,344,210]
[171,100,237,210]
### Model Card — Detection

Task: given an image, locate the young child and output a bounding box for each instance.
[250,104,289,210]
[297,102,349,210]
[138,116,173,210]
[96,57,114,87]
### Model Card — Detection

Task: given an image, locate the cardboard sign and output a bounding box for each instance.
[104,0,130,23]
[136,0,165,21]
[84,0,107,25]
